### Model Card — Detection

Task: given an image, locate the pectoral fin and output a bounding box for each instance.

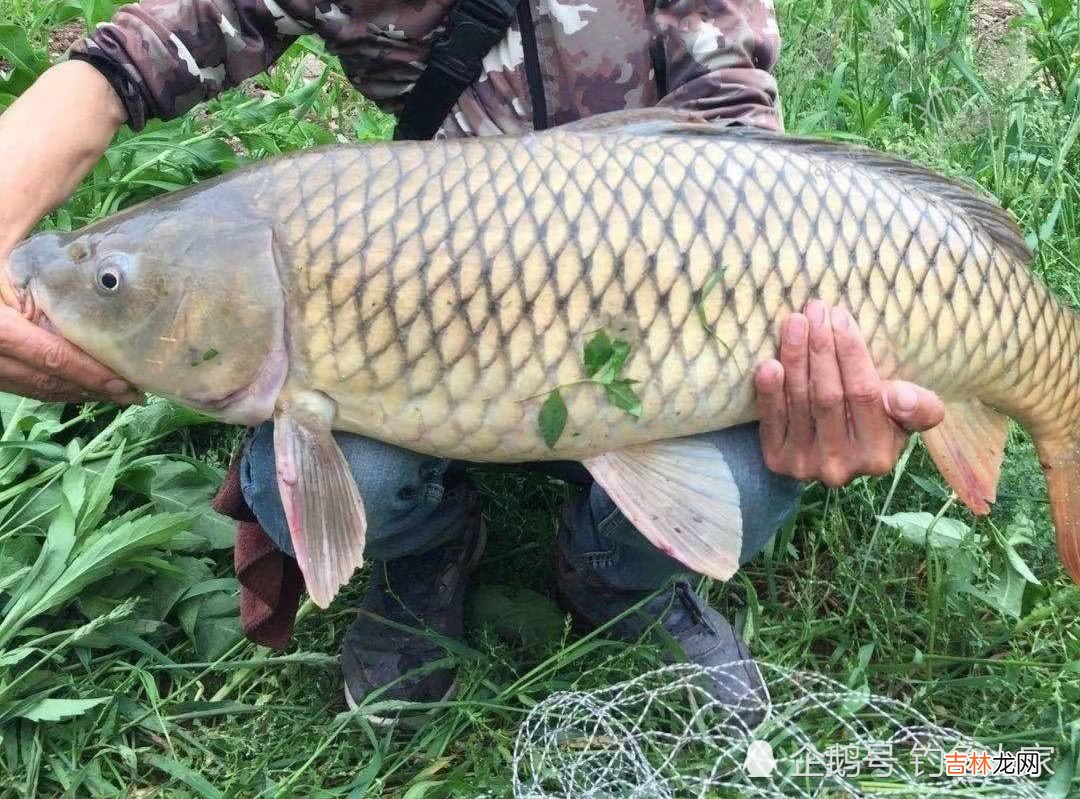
[273,397,366,608]
[582,438,743,581]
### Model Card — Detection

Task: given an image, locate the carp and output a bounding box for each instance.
[10,112,1080,607]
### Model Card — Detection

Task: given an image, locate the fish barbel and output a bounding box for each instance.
[11,111,1080,607]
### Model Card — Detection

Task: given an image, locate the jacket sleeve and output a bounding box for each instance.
[654,0,783,131]
[69,0,319,130]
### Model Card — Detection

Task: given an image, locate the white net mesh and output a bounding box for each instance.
[512,662,1048,798]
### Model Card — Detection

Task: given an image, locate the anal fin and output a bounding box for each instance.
[583,437,743,581]
[274,395,366,608]
[921,399,1009,514]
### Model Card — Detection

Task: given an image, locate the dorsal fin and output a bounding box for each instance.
[560,112,1031,264]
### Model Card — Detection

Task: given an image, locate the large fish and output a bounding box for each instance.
[9,112,1080,607]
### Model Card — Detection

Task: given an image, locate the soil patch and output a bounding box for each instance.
[971,0,1024,74]
[971,0,1019,48]
[49,20,86,59]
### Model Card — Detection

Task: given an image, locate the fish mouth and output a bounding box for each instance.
[5,272,39,324]
[9,278,57,334]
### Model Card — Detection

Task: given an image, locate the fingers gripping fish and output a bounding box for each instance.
[11,111,1080,608]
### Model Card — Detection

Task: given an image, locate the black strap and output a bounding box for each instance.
[516,0,547,130]
[643,0,668,100]
[394,0,521,141]
[649,38,668,99]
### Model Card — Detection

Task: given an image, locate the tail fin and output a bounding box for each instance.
[1039,440,1080,583]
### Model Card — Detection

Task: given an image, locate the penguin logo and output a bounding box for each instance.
[744,740,776,778]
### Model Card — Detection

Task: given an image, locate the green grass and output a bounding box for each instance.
[0,0,1079,796]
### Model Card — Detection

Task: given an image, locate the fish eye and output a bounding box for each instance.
[94,256,126,295]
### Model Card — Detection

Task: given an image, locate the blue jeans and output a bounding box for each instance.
[239,424,802,591]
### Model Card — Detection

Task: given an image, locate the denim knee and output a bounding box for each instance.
[239,422,471,561]
[560,423,803,590]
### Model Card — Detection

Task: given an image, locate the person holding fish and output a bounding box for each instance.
[0,0,947,723]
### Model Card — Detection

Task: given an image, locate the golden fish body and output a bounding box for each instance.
[251,128,1079,461]
[14,114,1080,604]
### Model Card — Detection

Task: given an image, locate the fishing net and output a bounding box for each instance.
[512,662,1050,798]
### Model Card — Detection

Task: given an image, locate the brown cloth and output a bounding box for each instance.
[213,451,304,650]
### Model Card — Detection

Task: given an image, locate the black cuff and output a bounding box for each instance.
[68,51,147,131]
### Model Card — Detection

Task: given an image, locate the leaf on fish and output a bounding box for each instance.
[604,380,642,418]
[539,389,568,448]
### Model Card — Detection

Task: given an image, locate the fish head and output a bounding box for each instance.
[9,205,287,424]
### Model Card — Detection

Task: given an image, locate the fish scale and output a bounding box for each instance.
[16,114,1080,604]
[246,127,1079,461]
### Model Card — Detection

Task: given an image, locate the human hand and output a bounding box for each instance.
[754,300,944,487]
[0,60,134,405]
[0,255,142,404]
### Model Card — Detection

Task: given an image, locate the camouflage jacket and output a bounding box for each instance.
[70,0,782,136]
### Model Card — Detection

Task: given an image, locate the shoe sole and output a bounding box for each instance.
[341,519,488,727]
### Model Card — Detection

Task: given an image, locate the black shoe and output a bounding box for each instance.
[341,507,485,723]
[556,549,769,728]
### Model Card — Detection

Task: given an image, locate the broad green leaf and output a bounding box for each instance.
[582,331,614,378]
[604,380,643,418]
[1003,541,1040,585]
[0,26,49,96]
[987,558,1028,619]
[177,591,201,639]
[61,466,87,522]
[592,340,631,385]
[148,556,215,620]
[40,512,194,614]
[355,108,396,141]
[177,578,239,605]
[0,440,66,459]
[0,565,29,594]
[948,558,1028,619]
[0,480,64,535]
[15,696,109,722]
[538,389,568,448]
[80,0,119,27]
[944,549,978,582]
[0,394,65,487]
[1038,196,1064,244]
[583,332,632,384]
[193,613,242,661]
[136,460,233,549]
[111,397,214,442]
[877,512,974,549]
[0,647,33,667]
[1004,513,1036,546]
[76,568,153,614]
[79,444,125,534]
[0,503,77,646]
